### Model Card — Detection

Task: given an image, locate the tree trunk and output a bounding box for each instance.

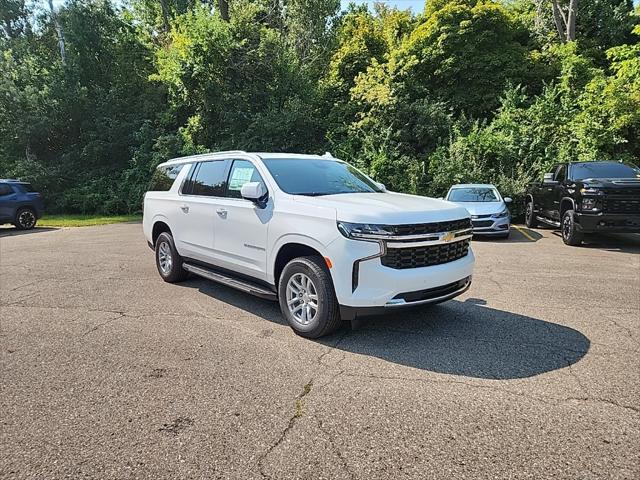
[550,0,578,43]
[566,0,578,41]
[551,0,566,42]
[158,0,170,32]
[218,0,230,22]
[47,0,66,64]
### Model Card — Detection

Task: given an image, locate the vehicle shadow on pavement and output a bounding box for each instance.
[182,278,589,380]
[321,298,590,380]
[0,226,59,237]
[550,231,640,253]
[472,227,543,244]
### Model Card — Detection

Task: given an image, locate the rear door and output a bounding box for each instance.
[548,165,567,221]
[212,159,271,280]
[173,159,230,263]
[0,184,17,221]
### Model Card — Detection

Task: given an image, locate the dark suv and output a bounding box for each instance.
[0,179,44,230]
[525,161,640,245]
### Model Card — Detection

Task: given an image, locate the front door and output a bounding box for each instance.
[213,159,270,281]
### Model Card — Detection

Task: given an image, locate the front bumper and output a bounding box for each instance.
[339,276,472,320]
[471,216,510,235]
[325,234,475,309]
[575,213,640,233]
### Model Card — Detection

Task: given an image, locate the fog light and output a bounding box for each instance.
[581,198,597,210]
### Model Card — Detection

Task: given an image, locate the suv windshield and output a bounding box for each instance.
[571,162,640,180]
[448,188,499,202]
[262,158,383,196]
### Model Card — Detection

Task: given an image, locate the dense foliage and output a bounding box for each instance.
[0,0,638,214]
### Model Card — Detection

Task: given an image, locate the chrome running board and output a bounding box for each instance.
[183,263,277,301]
[536,216,560,227]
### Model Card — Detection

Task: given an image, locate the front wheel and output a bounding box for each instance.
[561,210,583,246]
[14,208,37,230]
[278,256,342,338]
[525,201,538,228]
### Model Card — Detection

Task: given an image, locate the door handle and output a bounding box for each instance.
[216,208,228,218]
[180,205,189,213]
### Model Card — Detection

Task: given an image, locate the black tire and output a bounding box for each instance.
[278,256,342,339]
[14,207,37,230]
[561,210,583,246]
[525,200,538,228]
[155,231,189,282]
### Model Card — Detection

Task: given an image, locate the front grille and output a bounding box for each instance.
[387,218,471,236]
[602,191,640,214]
[381,238,471,269]
[472,220,494,228]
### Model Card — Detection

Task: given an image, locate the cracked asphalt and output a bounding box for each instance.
[1,223,639,479]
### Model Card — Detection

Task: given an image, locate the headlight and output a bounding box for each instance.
[580,187,600,194]
[581,197,598,210]
[337,221,393,239]
[492,208,510,219]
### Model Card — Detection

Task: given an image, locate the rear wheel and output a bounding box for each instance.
[14,208,37,230]
[525,201,538,228]
[155,232,189,282]
[561,210,583,246]
[278,256,341,338]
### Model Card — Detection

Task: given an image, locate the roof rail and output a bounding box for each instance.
[165,150,249,163]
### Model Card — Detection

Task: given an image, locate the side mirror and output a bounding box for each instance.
[504,197,512,203]
[241,182,267,207]
[543,173,556,184]
[438,197,445,200]
[375,182,386,192]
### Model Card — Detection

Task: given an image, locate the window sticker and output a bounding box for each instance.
[229,167,254,191]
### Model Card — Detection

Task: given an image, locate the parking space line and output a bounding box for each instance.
[513,225,536,241]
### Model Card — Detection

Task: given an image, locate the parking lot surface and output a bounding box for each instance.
[1,223,639,479]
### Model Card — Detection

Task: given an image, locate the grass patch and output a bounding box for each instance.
[38,214,142,227]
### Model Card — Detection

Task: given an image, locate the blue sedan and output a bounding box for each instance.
[445,184,511,238]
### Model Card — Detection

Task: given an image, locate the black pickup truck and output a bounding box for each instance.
[525,161,640,245]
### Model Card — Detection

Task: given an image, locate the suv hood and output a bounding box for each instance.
[293,192,470,224]
[580,178,640,189]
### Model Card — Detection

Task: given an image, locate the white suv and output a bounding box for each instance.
[143,151,474,338]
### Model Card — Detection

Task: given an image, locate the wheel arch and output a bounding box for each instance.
[560,197,575,217]
[152,220,172,245]
[271,235,329,286]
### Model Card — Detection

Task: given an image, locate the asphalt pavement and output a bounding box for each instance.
[1,223,638,479]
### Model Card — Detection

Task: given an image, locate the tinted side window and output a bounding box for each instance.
[149,164,184,192]
[192,160,228,196]
[0,184,13,196]
[19,183,35,192]
[555,165,566,182]
[227,160,265,199]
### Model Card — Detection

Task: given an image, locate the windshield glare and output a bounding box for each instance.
[262,158,383,196]
[448,188,500,202]
[571,162,640,180]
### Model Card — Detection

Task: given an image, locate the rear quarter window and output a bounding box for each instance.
[0,184,14,196]
[148,164,184,192]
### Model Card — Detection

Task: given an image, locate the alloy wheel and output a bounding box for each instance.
[286,273,319,326]
[18,210,36,229]
[562,214,571,240]
[158,241,173,275]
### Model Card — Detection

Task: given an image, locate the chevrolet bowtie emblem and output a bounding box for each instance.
[441,231,455,242]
